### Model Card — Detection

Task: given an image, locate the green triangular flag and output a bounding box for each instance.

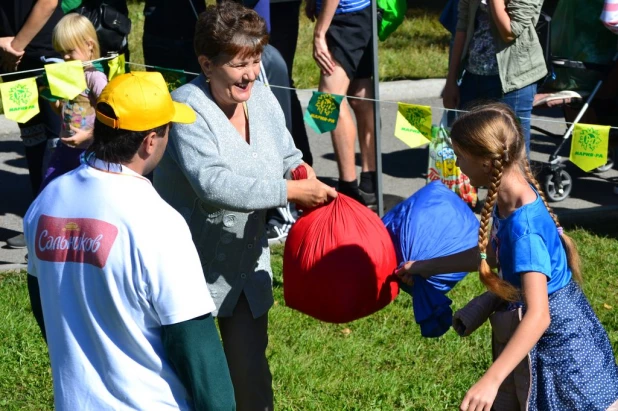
[303,91,344,134]
[156,67,187,92]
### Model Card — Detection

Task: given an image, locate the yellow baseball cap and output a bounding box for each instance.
[96,72,196,131]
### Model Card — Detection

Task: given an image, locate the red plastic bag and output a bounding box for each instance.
[283,194,399,323]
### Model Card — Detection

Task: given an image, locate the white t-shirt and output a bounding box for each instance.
[24,158,216,411]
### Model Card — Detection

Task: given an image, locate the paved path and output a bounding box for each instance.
[2,79,617,269]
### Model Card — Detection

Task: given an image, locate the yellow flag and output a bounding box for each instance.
[45,60,87,100]
[394,103,432,148]
[0,77,40,123]
[107,54,126,80]
[569,123,609,172]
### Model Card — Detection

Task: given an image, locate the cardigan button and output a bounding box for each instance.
[223,214,236,227]
[252,152,258,159]
[240,273,247,279]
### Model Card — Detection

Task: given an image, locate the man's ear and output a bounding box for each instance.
[197,56,212,77]
[142,131,159,155]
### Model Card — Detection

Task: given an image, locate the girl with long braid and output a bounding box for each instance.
[397,102,618,411]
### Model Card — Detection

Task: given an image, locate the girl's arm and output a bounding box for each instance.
[443,30,467,109]
[488,0,515,42]
[460,271,550,410]
[396,243,497,284]
[489,0,544,43]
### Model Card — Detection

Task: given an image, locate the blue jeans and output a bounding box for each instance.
[459,72,536,153]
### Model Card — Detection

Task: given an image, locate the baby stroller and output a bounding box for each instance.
[531,0,618,202]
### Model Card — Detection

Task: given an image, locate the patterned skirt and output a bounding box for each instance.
[528,281,618,410]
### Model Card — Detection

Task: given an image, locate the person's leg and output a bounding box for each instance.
[269,2,300,73]
[218,293,273,411]
[347,77,376,202]
[501,82,537,154]
[319,67,356,182]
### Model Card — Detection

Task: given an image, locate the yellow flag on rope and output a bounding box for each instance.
[45,60,87,100]
[394,103,432,148]
[569,123,609,172]
[107,54,126,81]
[0,77,40,123]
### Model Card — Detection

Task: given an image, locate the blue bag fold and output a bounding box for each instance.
[382,181,479,337]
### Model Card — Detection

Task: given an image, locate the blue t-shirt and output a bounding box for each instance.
[316,0,370,14]
[491,191,571,295]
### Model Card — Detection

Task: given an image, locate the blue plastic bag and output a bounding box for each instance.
[382,181,479,337]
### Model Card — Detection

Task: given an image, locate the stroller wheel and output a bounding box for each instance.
[594,148,616,173]
[544,170,572,202]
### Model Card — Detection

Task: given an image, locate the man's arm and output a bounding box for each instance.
[11,0,59,52]
[27,274,47,343]
[161,314,236,410]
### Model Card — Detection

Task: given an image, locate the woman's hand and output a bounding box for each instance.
[0,37,24,72]
[459,374,500,411]
[302,163,317,180]
[395,261,418,286]
[287,179,338,209]
[442,80,460,110]
[61,126,93,149]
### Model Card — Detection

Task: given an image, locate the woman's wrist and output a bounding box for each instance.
[286,180,299,203]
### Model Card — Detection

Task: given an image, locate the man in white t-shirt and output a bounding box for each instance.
[24,72,235,410]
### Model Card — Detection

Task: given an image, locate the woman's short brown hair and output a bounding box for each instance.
[194,1,269,64]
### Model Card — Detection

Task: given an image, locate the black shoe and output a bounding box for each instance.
[359,188,377,210]
[7,233,26,249]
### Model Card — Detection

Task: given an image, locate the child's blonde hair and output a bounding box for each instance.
[450,102,581,301]
[52,14,100,60]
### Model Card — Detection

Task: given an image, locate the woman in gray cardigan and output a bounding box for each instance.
[153,3,336,410]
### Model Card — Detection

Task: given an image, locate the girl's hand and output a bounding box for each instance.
[61,126,93,149]
[459,375,500,411]
[395,261,417,286]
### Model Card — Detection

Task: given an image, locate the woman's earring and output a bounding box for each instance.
[205,77,210,83]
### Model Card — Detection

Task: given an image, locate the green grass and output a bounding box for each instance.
[1,228,617,409]
[126,3,450,89]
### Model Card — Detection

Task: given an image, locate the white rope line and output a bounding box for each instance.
[2,57,616,131]
[128,61,617,130]
[0,55,119,78]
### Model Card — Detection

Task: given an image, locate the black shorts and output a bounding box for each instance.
[326,6,374,80]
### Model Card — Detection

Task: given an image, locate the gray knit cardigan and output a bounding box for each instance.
[154,75,303,318]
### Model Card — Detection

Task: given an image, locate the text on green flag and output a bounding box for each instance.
[303,91,343,134]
